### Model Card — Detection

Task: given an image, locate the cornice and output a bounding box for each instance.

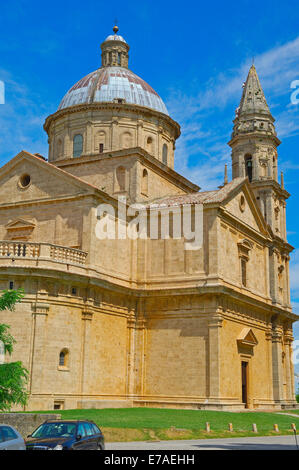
[228,131,281,147]
[54,146,200,193]
[44,102,181,139]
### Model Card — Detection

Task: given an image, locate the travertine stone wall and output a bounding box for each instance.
[45,104,179,170]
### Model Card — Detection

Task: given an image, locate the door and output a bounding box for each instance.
[241,361,248,407]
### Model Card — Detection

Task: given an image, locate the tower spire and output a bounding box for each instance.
[238,65,271,117]
[228,64,288,240]
[230,65,280,145]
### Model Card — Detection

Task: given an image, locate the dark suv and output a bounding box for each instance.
[26,420,105,450]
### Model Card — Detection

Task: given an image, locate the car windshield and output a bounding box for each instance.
[31,422,76,438]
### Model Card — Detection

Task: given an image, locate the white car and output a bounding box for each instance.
[0,424,26,450]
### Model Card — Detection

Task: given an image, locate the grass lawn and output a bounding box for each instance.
[27,408,299,442]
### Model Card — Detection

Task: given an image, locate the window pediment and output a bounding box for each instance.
[237,328,258,347]
[5,218,36,230]
[237,238,253,261]
[5,218,36,241]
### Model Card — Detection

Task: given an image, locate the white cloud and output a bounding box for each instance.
[290,250,299,298]
[0,68,48,163]
[166,35,299,190]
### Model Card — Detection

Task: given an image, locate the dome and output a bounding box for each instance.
[104,34,127,43]
[58,66,169,115]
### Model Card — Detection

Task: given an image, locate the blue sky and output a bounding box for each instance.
[0,0,299,377]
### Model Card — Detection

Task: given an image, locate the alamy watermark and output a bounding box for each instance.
[290,80,299,104]
[95,196,203,251]
[0,81,5,104]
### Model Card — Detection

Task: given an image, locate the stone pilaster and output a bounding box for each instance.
[80,309,93,396]
[271,326,284,403]
[29,303,50,394]
[137,120,143,148]
[111,118,119,151]
[208,312,223,401]
[86,121,92,155]
[126,312,136,396]
[284,331,295,401]
[134,300,147,397]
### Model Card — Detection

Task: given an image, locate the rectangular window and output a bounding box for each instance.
[9,281,14,290]
[241,259,247,287]
[54,401,64,410]
[99,143,104,153]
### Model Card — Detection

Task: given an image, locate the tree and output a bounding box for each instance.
[0,288,29,411]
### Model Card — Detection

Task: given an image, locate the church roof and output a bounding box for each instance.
[58,66,169,115]
[148,177,247,208]
[58,28,169,115]
[104,34,127,43]
[238,65,271,117]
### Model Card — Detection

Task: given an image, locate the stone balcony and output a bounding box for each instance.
[0,241,88,269]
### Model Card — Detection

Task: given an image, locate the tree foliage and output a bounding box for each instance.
[0,288,29,411]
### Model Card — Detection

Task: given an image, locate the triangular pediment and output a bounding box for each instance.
[237,328,258,347]
[5,218,36,230]
[220,179,269,237]
[0,151,100,205]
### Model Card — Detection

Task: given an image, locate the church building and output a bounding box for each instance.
[0,27,298,410]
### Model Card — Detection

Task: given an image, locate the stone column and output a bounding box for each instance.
[207,210,219,279]
[86,121,92,155]
[126,312,136,397]
[269,247,279,304]
[137,120,143,148]
[284,330,295,401]
[133,299,147,397]
[111,118,119,151]
[239,154,245,178]
[208,312,223,402]
[271,325,284,403]
[29,303,50,395]
[65,129,71,159]
[157,126,163,161]
[80,310,93,397]
[265,329,274,402]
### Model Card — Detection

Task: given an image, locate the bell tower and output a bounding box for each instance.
[228,65,289,240]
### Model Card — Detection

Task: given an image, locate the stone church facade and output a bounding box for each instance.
[0,28,298,411]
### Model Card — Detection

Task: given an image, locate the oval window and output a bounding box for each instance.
[19,174,31,188]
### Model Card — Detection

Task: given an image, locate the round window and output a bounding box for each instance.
[19,174,31,189]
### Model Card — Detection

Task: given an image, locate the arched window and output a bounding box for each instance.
[116,166,126,192]
[141,169,148,196]
[118,52,121,65]
[162,144,168,165]
[146,136,154,154]
[122,132,132,149]
[245,155,253,182]
[59,349,69,368]
[73,134,83,158]
[95,130,106,153]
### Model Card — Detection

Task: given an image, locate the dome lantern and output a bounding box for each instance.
[101,26,130,68]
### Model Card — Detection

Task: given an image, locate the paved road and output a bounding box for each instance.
[106,435,299,450]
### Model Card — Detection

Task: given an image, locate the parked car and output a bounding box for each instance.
[0,424,26,450]
[25,420,105,450]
